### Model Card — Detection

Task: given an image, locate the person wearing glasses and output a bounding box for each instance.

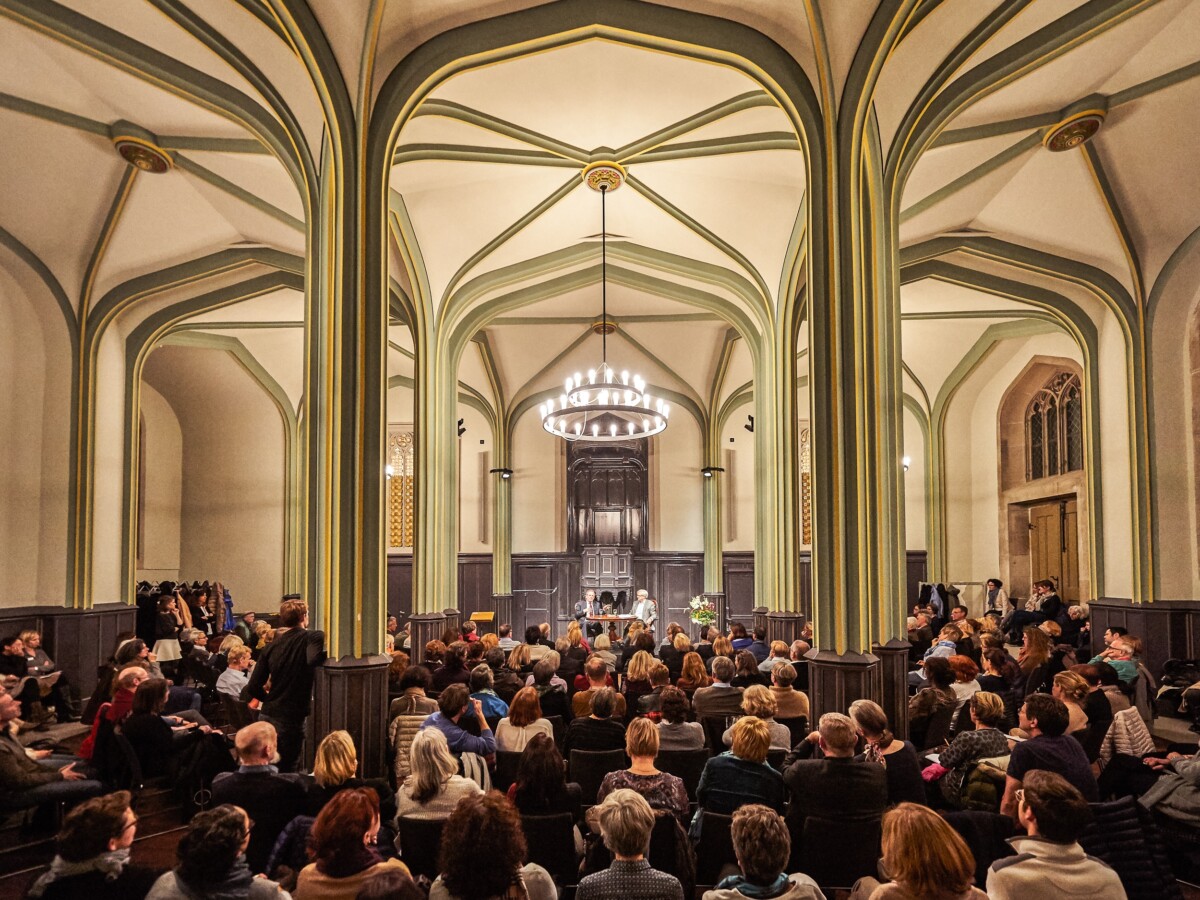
[28,790,160,899]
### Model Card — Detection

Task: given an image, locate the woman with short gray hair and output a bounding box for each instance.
[578,789,683,900]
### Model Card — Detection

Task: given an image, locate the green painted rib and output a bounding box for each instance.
[612,328,706,412]
[631,132,800,164]
[931,112,1059,147]
[506,326,595,415]
[900,131,1040,223]
[488,313,721,326]
[415,99,590,162]
[172,153,305,231]
[157,135,273,154]
[0,91,108,134]
[616,90,776,160]
[393,143,577,168]
[1110,58,1200,107]
[175,320,305,330]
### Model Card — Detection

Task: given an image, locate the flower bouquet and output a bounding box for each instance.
[688,595,717,628]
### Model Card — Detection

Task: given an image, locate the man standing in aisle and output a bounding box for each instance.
[241,598,325,772]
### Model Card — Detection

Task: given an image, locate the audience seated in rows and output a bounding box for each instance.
[639,663,673,715]
[496,686,555,752]
[703,804,825,900]
[530,657,573,720]
[419,683,497,757]
[928,691,1010,809]
[564,688,627,754]
[656,686,705,751]
[575,656,629,719]
[469,663,510,720]
[721,685,792,751]
[433,642,472,692]
[217,645,254,699]
[769,663,808,720]
[486,648,526,704]
[396,728,483,823]
[849,700,924,806]
[698,716,787,817]
[307,730,395,824]
[693,657,745,719]
[908,656,956,748]
[598,717,689,823]
[731,651,770,689]
[676,651,711,695]
[1000,693,1099,820]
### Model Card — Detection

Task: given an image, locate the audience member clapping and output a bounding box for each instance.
[430,792,557,900]
[294,788,410,899]
[702,804,825,900]
[578,789,683,900]
[598,717,689,823]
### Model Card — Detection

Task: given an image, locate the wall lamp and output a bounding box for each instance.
[902,455,912,472]
[700,466,725,478]
[744,415,754,433]
[490,467,513,480]
[457,418,466,437]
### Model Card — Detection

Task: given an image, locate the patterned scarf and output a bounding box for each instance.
[28,849,131,897]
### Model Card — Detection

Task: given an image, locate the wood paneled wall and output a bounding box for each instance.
[1087,597,1200,676]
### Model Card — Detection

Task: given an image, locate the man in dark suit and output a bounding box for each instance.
[692,657,745,719]
[209,721,307,874]
[782,712,887,864]
[574,590,604,638]
[746,627,771,664]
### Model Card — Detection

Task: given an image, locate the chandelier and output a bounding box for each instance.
[541,162,670,442]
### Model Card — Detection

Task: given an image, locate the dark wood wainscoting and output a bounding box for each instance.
[0,603,136,703]
[1087,597,1200,677]
[387,549,928,638]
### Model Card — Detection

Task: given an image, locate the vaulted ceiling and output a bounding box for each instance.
[2,0,1199,439]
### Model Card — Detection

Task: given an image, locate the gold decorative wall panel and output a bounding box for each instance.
[387,429,414,550]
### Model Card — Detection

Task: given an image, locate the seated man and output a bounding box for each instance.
[579,789,683,900]
[746,628,771,664]
[418,683,497,757]
[1000,694,1099,820]
[757,641,792,675]
[27,790,161,899]
[987,771,1125,899]
[0,684,103,814]
[573,656,628,719]
[638,662,672,715]
[209,721,308,874]
[693,657,746,720]
[782,713,887,852]
[497,624,518,651]
[1088,637,1139,685]
[215,645,254,699]
[702,804,824,900]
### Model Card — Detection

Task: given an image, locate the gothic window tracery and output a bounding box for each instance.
[1026,373,1083,480]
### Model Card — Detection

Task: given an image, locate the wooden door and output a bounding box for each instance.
[1029,498,1080,603]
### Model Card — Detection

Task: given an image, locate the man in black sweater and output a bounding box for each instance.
[240,598,325,773]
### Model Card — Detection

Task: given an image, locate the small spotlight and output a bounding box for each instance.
[744,415,754,433]
[700,466,725,479]
[489,467,513,480]
[902,455,912,472]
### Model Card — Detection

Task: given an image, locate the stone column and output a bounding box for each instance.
[443,607,462,636]
[493,594,515,634]
[873,638,912,740]
[313,655,391,778]
[702,592,726,634]
[766,610,806,647]
[752,606,770,634]
[806,648,882,723]
[409,612,447,664]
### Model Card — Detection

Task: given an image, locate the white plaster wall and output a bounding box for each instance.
[0,269,69,605]
[136,383,182,578]
[1096,315,1135,599]
[512,410,560,552]
[944,331,1082,584]
[720,406,755,551]
[650,413,703,551]
[903,406,928,552]
[456,403,491,553]
[143,346,285,610]
[89,327,129,603]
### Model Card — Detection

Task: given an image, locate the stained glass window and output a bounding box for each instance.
[1026,373,1083,480]
[800,426,812,546]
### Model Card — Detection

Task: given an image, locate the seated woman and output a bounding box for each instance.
[0,635,57,725]
[430,792,556,900]
[307,730,396,826]
[846,803,986,900]
[1052,670,1091,738]
[19,631,77,720]
[722,686,791,751]
[495,686,554,752]
[597,717,689,822]
[621,650,656,714]
[948,656,981,701]
[697,717,787,816]
[295,788,411,899]
[849,699,925,806]
[529,657,572,721]
[563,688,627,755]
[578,790,684,900]
[701,804,824,900]
[676,651,711,696]
[114,639,205,722]
[592,634,618,673]
[730,651,770,689]
[120,678,215,779]
[931,691,1010,809]
[147,804,289,900]
[506,642,533,677]
[656,686,705,751]
[389,665,438,719]
[432,642,471,692]
[908,657,956,749]
[1017,626,1053,693]
[706,635,735,674]
[395,728,482,823]
[508,733,584,857]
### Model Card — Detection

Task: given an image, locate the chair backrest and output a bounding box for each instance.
[221,693,256,730]
[569,749,627,804]
[1081,796,1184,900]
[693,810,736,885]
[397,816,446,880]
[648,811,696,897]
[920,702,957,750]
[545,715,565,748]
[947,699,972,741]
[775,716,809,749]
[766,748,787,772]
[265,814,315,880]
[493,750,523,793]
[104,727,145,792]
[700,716,733,752]
[799,815,882,890]
[520,812,577,884]
[655,749,710,801]
[1023,662,1050,697]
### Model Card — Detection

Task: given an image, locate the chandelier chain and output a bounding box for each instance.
[601,184,607,365]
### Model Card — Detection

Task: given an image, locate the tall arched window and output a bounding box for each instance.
[1026,372,1084,480]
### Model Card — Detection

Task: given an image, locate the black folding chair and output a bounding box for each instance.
[656,748,710,801]
[766,748,787,772]
[700,716,734,752]
[521,812,578,884]
[493,751,523,793]
[918,702,957,751]
[776,715,809,749]
[397,816,446,880]
[799,814,882,890]
[568,749,627,805]
[693,810,736,885]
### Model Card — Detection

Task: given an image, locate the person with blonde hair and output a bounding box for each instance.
[215,644,254,699]
[848,803,986,900]
[702,804,826,900]
[578,789,683,900]
[1052,670,1091,736]
[592,633,618,672]
[395,727,482,822]
[930,691,1010,808]
[722,685,791,750]
[307,730,396,824]
[848,700,924,806]
[622,649,656,714]
[707,634,735,673]
[698,716,787,816]
[597,717,689,822]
